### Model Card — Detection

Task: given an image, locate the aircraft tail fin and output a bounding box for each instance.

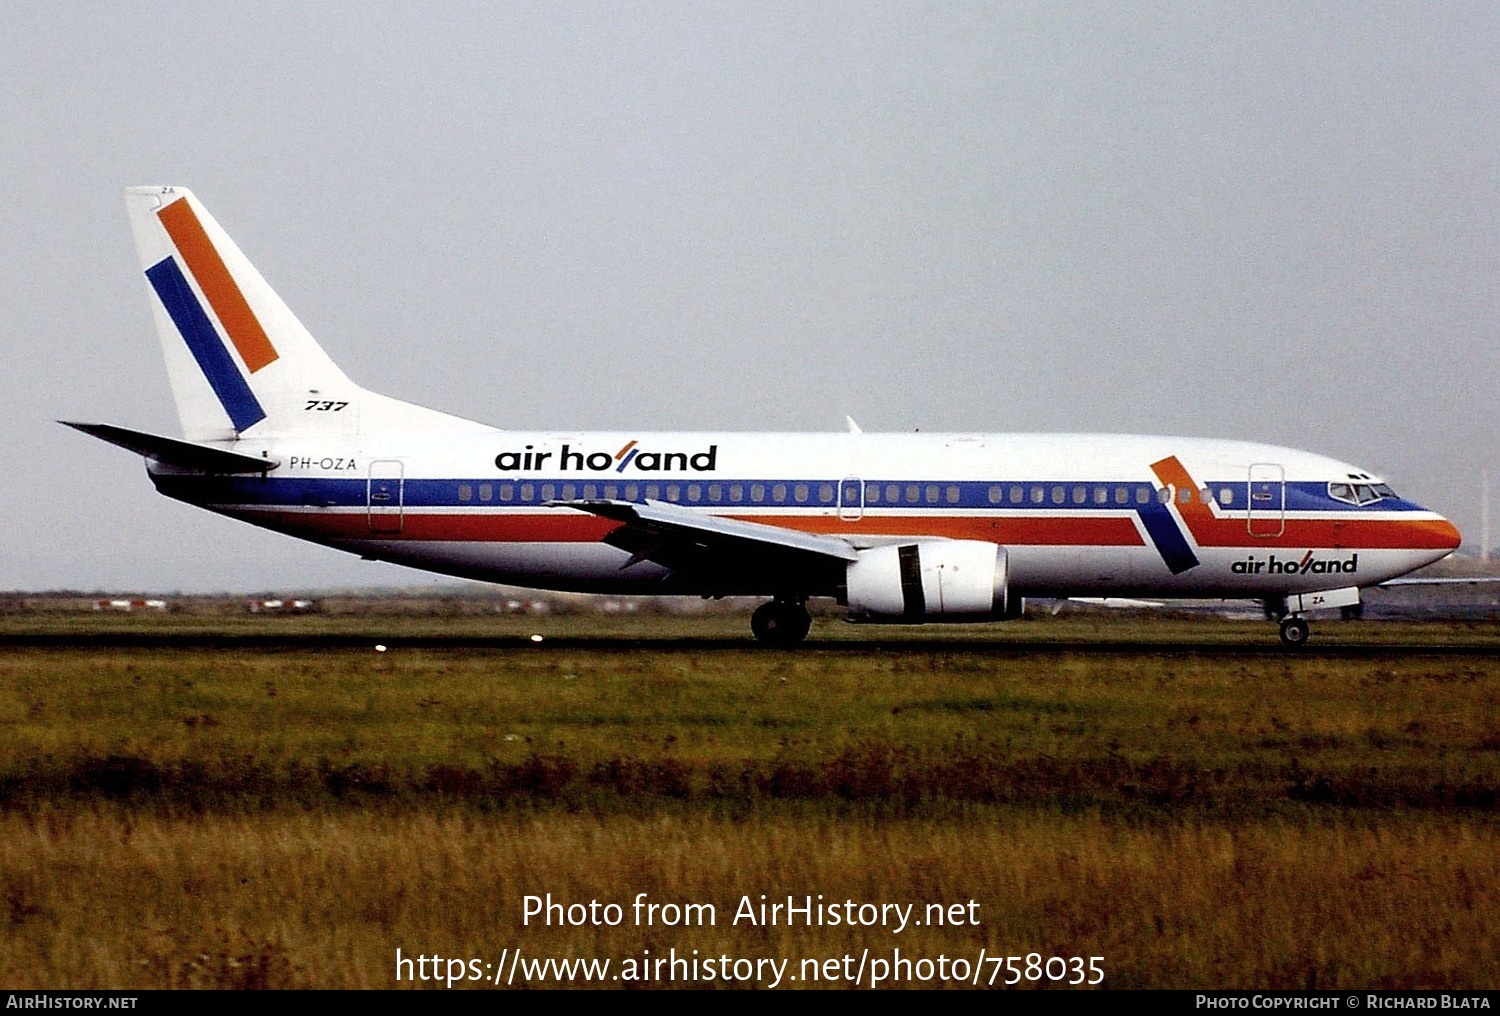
[124,187,490,442]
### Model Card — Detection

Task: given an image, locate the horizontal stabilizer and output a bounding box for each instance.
[60,421,277,473]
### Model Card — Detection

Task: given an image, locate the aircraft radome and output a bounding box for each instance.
[65,187,1462,646]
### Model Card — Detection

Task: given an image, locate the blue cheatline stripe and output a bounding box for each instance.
[144,474,1424,520]
[189,475,1408,514]
[1135,501,1200,574]
[145,257,266,432]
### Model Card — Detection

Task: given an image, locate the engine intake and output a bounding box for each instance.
[845,541,1020,623]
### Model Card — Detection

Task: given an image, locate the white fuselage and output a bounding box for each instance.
[150,429,1460,601]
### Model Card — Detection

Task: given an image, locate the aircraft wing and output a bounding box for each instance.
[61,421,278,474]
[1378,576,1500,587]
[558,499,857,591]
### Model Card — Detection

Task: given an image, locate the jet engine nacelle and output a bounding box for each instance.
[845,540,1021,623]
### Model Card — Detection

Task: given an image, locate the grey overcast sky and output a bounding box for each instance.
[5,3,1497,592]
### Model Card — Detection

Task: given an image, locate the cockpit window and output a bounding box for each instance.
[1328,481,1398,506]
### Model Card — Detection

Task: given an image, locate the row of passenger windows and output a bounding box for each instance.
[454,481,1238,507]
[981,483,1234,507]
[459,481,842,504]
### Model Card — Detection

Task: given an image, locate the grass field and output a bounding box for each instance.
[0,611,1496,988]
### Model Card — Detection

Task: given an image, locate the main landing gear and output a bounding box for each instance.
[751,598,812,646]
[1278,616,1311,647]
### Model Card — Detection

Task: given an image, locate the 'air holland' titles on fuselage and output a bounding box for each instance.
[1231,552,1360,576]
[493,441,720,474]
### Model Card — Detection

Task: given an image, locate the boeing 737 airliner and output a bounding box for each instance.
[65,187,1461,645]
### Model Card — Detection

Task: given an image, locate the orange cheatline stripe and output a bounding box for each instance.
[227,506,1458,551]
[157,198,279,373]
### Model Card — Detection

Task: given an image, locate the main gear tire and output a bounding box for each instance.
[751,601,812,645]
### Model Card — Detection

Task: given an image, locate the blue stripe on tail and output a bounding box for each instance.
[145,257,266,432]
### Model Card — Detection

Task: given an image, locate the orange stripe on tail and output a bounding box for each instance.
[157,198,279,373]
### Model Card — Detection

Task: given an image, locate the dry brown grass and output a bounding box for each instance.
[0,809,1495,989]
[2,614,1497,989]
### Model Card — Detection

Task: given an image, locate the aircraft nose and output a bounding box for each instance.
[1432,516,1462,552]
[1406,511,1463,554]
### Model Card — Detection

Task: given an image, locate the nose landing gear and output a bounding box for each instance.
[1278,616,1311,646]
